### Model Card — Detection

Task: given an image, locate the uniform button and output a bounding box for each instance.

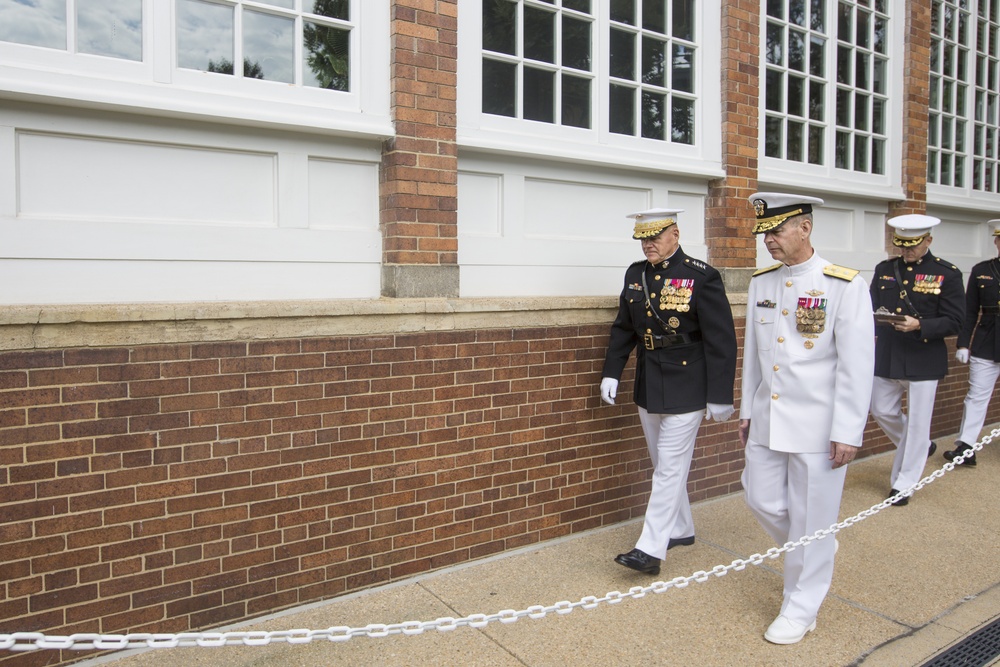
[655,275,661,280]
[682,361,687,366]
[903,280,909,285]
[782,309,789,315]
[772,393,779,400]
[773,365,780,371]
[647,311,653,317]
[896,308,902,313]
[651,292,658,298]
[646,328,652,333]
[907,266,914,272]
[786,280,793,287]
[777,336,785,343]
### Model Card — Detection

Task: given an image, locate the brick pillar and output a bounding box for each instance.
[380,1,459,298]
[706,0,762,291]
[888,1,932,229]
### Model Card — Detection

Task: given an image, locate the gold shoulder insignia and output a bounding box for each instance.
[752,263,783,277]
[823,264,860,281]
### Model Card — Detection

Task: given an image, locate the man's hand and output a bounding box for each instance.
[600,377,618,405]
[892,315,921,333]
[829,441,857,469]
[705,403,735,421]
[956,348,970,364]
[738,419,750,447]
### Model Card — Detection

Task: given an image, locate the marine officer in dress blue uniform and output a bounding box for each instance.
[600,208,738,576]
[947,217,1000,467]
[739,193,874,645]
[870,215,965,505]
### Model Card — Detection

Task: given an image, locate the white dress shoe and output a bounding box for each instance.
[764,615,816,644]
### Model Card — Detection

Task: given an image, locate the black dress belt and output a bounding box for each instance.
[643,331,703,350]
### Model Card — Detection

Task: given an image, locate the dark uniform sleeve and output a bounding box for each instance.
[601,272,639,381]
[958,269,981,349]
[696,268,737,404]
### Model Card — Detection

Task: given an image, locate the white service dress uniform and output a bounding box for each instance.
[740,252,874,628]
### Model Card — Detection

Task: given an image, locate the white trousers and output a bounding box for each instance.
[870,376,938,492]
[742,439,845,626]
[959,355,1000,445]
[633,407,702,560]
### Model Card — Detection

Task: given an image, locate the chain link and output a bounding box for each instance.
[1,431,991,653]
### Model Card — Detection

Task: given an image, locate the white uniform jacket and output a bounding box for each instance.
[740,253,875,453]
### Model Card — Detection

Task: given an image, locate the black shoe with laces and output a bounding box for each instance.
[943,441,977,467]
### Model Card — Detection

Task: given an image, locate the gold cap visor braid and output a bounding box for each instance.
[632,218,677,239]
[751,208,805,235]
[891,233,929,247]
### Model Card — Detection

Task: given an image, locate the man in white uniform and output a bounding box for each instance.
[739,193,874,644]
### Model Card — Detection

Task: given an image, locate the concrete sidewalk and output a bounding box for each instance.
[78,431,999,667]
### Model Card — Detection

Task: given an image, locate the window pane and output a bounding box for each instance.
[177,0,234,74]
[610,27,635,79]
[790,0,806,26]
[853,134,867,170]
[874,16,886,53]
[836,87,850,125]
[835,130,849,168]
[643,0,665,34]
[524,6,555,63]
[258,0,294,9]
[954,149,964,185]
[837,2,852,41]
[306,1,349,20]
[809,80,825,120]
[609,83,635,134]
[873,56,886,94]
[483,59,517,116]
[303,21,350,90]
[872,96,884,133]
[855,52,869,89]
[765,116,783,157]
[929,112,939,147]
[811,0,825,31]
[562,15,591,71]
[642,90,665,139]
[808,124,824,163]
[767,0,784,19]
[766,69,784,111]
[787,120,804,160]
[766,22,784,65]
[76,0,142,60]
[854,91,869,130]
[673,0,695,41]
[562,73,591,127]
[563,0,591,11]
[671,96,695,143]
[642,36,666,86]
[788,75,805,116]
[610,0,635,25]
[672,44,694,92]
[789,29,805,71]
[0,0,66,49]
[483,0,516,55]
[856,9,870,48]
[872,137,885,174]
[810,35,825,75]
[524,66,555,122]
[244,10,294,82]
[837,44,851,83]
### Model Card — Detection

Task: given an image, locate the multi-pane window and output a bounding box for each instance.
[763,0,889,174]
[482,0,595,128]
[929,0,999,192]
[608,0,697,143]
[0,0,353,92]
[481,0,698,145]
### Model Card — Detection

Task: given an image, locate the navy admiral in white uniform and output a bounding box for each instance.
[739,193,874,645]
[601,208,737,576]
[870,215,964,504]
[948,217,1000,466]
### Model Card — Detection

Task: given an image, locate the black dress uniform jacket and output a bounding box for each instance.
[957,258,1000,361]
[602,246,737,414]
[870,252,965,381]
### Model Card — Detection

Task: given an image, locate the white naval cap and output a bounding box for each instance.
[628,207,683,240]
[888,214,941,247]
[989,218,1000,237]
[748,192,824,234]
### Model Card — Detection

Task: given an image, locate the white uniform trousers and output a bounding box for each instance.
[742,439,845,626]
[870,377,938,492]
[633,407,702,560]
[958,356,1000,445]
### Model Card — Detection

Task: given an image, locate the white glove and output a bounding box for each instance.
[705,403,735,421]
[956,348,970,364]
[600,377,618,405]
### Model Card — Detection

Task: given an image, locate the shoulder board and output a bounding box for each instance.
[934,257,959,271]
[683,257,708,274]
[629,259,645,267]
[823,264,860,281]
[752,263,783,277]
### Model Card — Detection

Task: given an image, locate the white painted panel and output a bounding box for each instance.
[308,158,379,231]
[811,206,854,251]
[933,220,981,275]
[461,265,628,298]
[17,132,276,225]
[457,171,502,237]
[523,178,648,240]
[669,193,706,247]
[0,259,380,304]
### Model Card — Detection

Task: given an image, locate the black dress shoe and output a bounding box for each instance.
[943,441,977,467]
[888,489,909,506]
[928,441,937,457]
[667,536,696,550]
[614,548,661,575]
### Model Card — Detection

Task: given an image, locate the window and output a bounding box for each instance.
[480,0,698,145]
[928,0,999,192]
[763,0,889,174]
[0,1,387,133]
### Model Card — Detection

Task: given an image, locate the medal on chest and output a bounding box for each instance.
[659,278,694,312]
[795,297,827,337]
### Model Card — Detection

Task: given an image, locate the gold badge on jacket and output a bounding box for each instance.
[796,297,827,337]
[659,279,694,312]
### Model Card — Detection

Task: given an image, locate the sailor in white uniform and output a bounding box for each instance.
[739,192,875,645]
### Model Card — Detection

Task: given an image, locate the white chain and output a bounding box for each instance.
[1,431,991,653]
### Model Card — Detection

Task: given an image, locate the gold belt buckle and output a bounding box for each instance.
[643,333,655,350]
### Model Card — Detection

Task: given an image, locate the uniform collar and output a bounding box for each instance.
[784,250,824,276]
[647,246,685,270]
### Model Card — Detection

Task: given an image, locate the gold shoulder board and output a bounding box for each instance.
[752,263,783,277]
[823,264,860,281]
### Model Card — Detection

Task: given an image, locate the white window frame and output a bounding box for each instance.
[0,0,391,137]
[758,0,904,200]
[457,0,724,178]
